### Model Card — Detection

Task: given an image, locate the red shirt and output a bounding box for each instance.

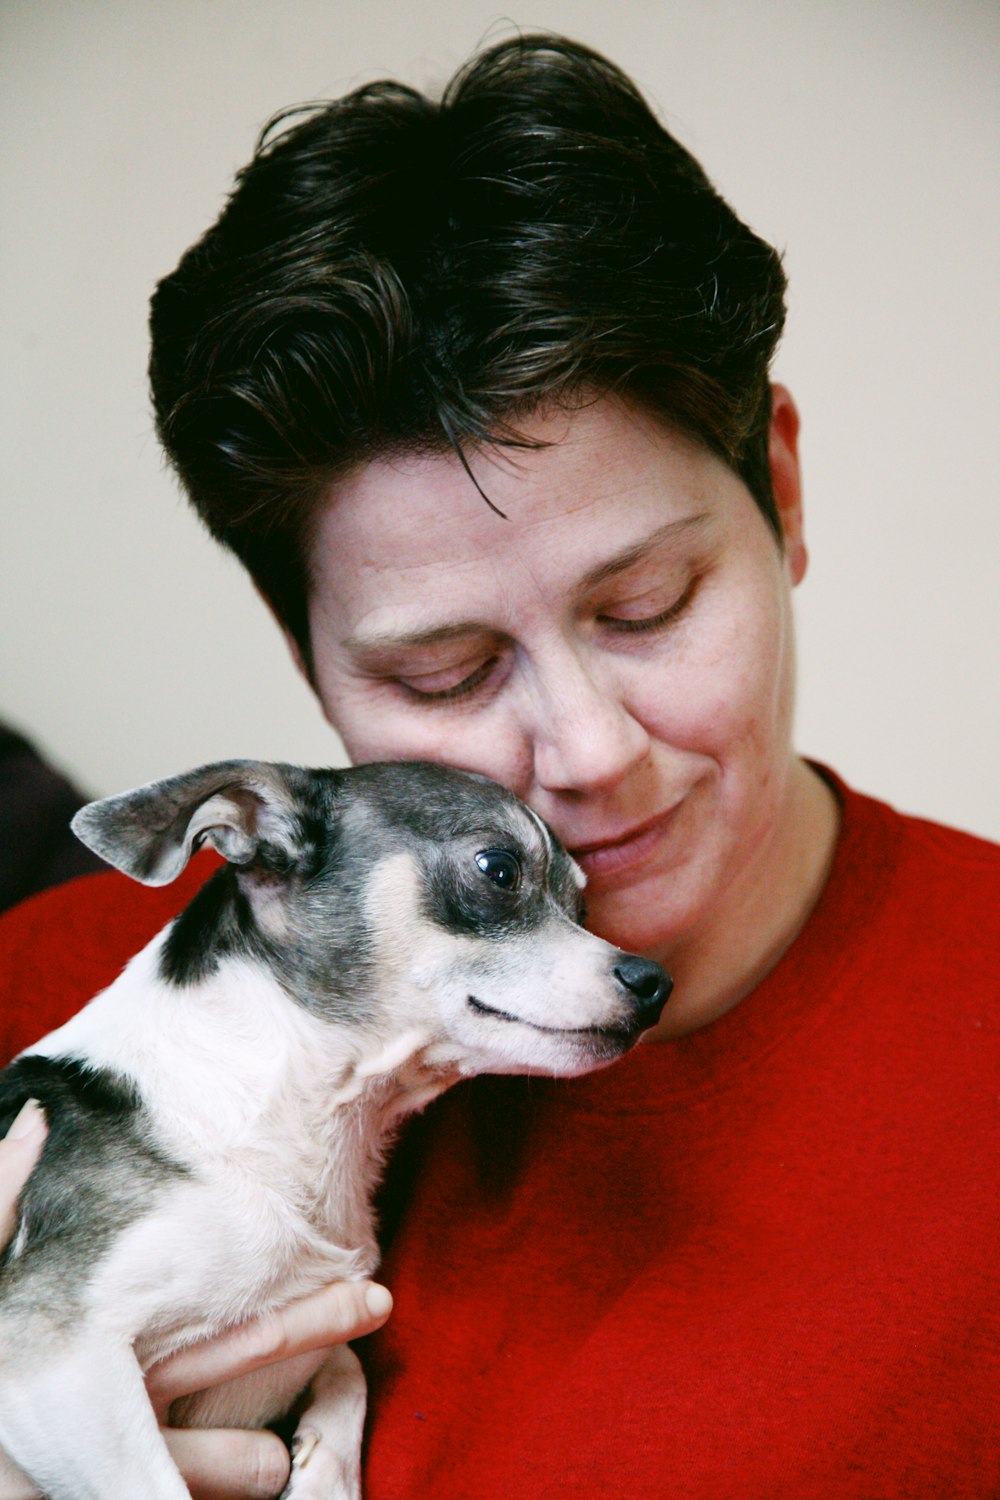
[2,776,998,1497]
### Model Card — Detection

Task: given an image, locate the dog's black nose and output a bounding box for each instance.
[613,955,672,1028]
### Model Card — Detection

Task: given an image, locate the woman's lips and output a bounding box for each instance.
[568,802,682,881]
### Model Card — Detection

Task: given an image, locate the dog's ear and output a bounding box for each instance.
[71,760,319,886]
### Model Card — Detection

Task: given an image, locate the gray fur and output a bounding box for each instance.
[0,1055,186,1336]
[0,759,670,1500]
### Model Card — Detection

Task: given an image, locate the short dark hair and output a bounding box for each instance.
[149,34,787,670]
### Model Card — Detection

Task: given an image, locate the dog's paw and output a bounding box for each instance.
[279,1424,361,1500]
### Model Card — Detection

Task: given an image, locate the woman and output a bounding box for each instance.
[1,35,996,1499]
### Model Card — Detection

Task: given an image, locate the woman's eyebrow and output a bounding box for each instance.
[344,514,711,656]
[344,619,498,655]
[579,513,711,591]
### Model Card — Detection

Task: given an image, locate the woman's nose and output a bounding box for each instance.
[528,652,651,795]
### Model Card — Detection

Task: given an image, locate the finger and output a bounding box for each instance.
[0,1445,42,1500]
[147,1281,392,1408]
[164,1426,290,1500]
[0,1101,47,1243]
[0,1143,45,1498]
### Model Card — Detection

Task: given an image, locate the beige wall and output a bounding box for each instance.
[1,0,997,839]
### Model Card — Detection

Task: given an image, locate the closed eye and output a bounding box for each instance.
[599,580,696,635]
[397,655,500,702]
[392,578,696,702]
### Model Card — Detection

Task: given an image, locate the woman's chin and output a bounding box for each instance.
[583,876,697,964]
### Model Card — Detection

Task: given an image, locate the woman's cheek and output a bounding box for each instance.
[338,708,439,765]
[335,693,520,786]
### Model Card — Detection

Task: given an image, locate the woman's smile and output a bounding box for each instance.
[300,391,837,1034]
[566,797,689,884]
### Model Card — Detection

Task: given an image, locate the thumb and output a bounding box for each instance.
[0,1100,47,1243]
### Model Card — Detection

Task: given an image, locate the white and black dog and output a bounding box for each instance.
[0,759,670,1500]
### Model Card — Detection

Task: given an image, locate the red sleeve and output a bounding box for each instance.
[0,854,219,1064]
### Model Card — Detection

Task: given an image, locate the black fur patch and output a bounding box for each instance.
[424,843,548,940]
[155,761,579,1014]
[159,867,266,986]
[0,1055,185,1320]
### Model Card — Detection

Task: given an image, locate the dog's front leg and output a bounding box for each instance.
[281,1344,367,1500]
[0,1330,191,1500]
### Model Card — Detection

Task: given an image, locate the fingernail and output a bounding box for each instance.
[7,1099,44,1141]
[365,1283,393,1318]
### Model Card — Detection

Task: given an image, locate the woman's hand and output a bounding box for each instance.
[0,1099,48,1498]
[0,1099,46,1242]
[0,1099,393,1499]
[147,1280,393,1499]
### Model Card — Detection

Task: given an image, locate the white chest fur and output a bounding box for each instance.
[26,933,415,1363]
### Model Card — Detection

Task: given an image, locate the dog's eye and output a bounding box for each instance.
[475,849,521,892]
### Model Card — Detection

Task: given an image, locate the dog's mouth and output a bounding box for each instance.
[467,994,641,1042]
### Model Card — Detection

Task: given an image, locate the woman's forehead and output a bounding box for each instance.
[307,399,736,630]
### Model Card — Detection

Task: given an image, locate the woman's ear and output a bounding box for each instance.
[769,384,807,586]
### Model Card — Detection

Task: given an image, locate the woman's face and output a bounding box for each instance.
[303,392,809,974]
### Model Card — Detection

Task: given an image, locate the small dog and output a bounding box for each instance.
[0,759,670,1499]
